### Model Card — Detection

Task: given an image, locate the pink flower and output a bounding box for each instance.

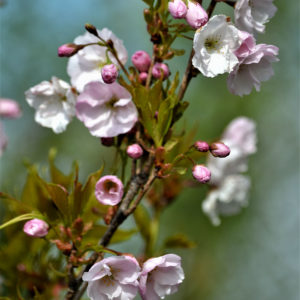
[227,38,279,96]
[168,0,187,19]
[209,142,231,158]
[139,254,184,300]
[186,1,208,29]
[192,165,211,183]
[76,82,138,138]
[67,28,127,92]
[101,64,119,84]
[95,175,124,206]
[0,122,7,157]
[131,51,151,73]
[152,63,170,80]
[82,255,141,300]
[139,72,148,84]
[127,144,143,159]
[0,98,21,119]
[23,219,49,237]
[58,43,84,57]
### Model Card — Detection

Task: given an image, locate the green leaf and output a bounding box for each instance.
[164,137,179,152]
[172,101,189,125]
[0,213,43,230]
[163,234,196,249]
[48,148,75,189]
[134,205,152,242]
[173,167,187,175]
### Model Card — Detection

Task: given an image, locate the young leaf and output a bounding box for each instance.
[0,213,43,230]
[163,233,196,249]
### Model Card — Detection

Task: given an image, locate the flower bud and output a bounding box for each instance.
[210,142,231,157]
[84,23,99,37]
[168,0,188,19]
[57,43,84,57]
[23,218,49,237]
[192,165,211,183]
[139,72,148,84]
[194,140,209,152]
[0,98,21,118]
[152,63,170,80]
[186,1,208,29]
[127,144,143,159]
[131,50,151,72]
[101,64,119,84]
[101,137,114,147]
[95,175,124,206]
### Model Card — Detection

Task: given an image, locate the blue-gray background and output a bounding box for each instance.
[0,0,299,299]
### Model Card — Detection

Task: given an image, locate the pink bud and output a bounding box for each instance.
[152,63,170,80]
[194,140,209,152]
[192,165,211,183]
[131,50,151,72]
[210,142,231,157]
[58,43,83,57]
[127,144,143,159]
[168,0,187,19]
[186,1,208,29]
[101,64,119,84]
[95,175,124,206]
[100,137,114,147]
[139,72,148,84]
[23,219,49,237]
[0,98,21,119]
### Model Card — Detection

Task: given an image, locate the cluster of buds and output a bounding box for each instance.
[169,0,208,29]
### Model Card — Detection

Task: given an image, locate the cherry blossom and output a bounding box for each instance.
[23,219,49,237]
[192,15,241,77]
[139,254,184,300]
[95,175,124,206]
[0,98,21,119]
[25,77,77,133]
[67,28,127,92]
[82,255,140,300]
[235,0,277,34]
[76,81,138,138]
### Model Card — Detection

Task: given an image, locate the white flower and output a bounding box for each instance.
[82,255,140,300]
[192,15,241,77]
[202,175,251,226]
[76,82,138,138]
[204,117,257,225]
[67,28,128,92]
[234,0,277,34]
[25,77,77,133]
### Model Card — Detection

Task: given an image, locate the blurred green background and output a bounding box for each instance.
[0,0,299,299]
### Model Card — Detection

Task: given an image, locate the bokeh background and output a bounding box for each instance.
[0,0,299,299]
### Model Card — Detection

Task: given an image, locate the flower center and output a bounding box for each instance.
[103,180,117,192]
[204,36,221,52]
[106,97,118,109]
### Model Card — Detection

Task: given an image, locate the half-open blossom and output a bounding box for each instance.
[67,28,127,92]
[0,122,7,157]
[25,77,77,133]
[227,42,279,96]
[76,82,138,137]
[192,165,211,183]
[131,51,151,72]
[204,117,257,225]
[186,1,208,29]
[152,63,170,80]
[101,64,119,84]
[168,0,187,19]
[192,15,241,77]
[83,255,140,300]
[234,0,277,34]
[202,175,251,226]
[139,254,184,300]
[23,219,49,237]
[0,98,21,119]
[95,175,124,205]
[127,144,143,159]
